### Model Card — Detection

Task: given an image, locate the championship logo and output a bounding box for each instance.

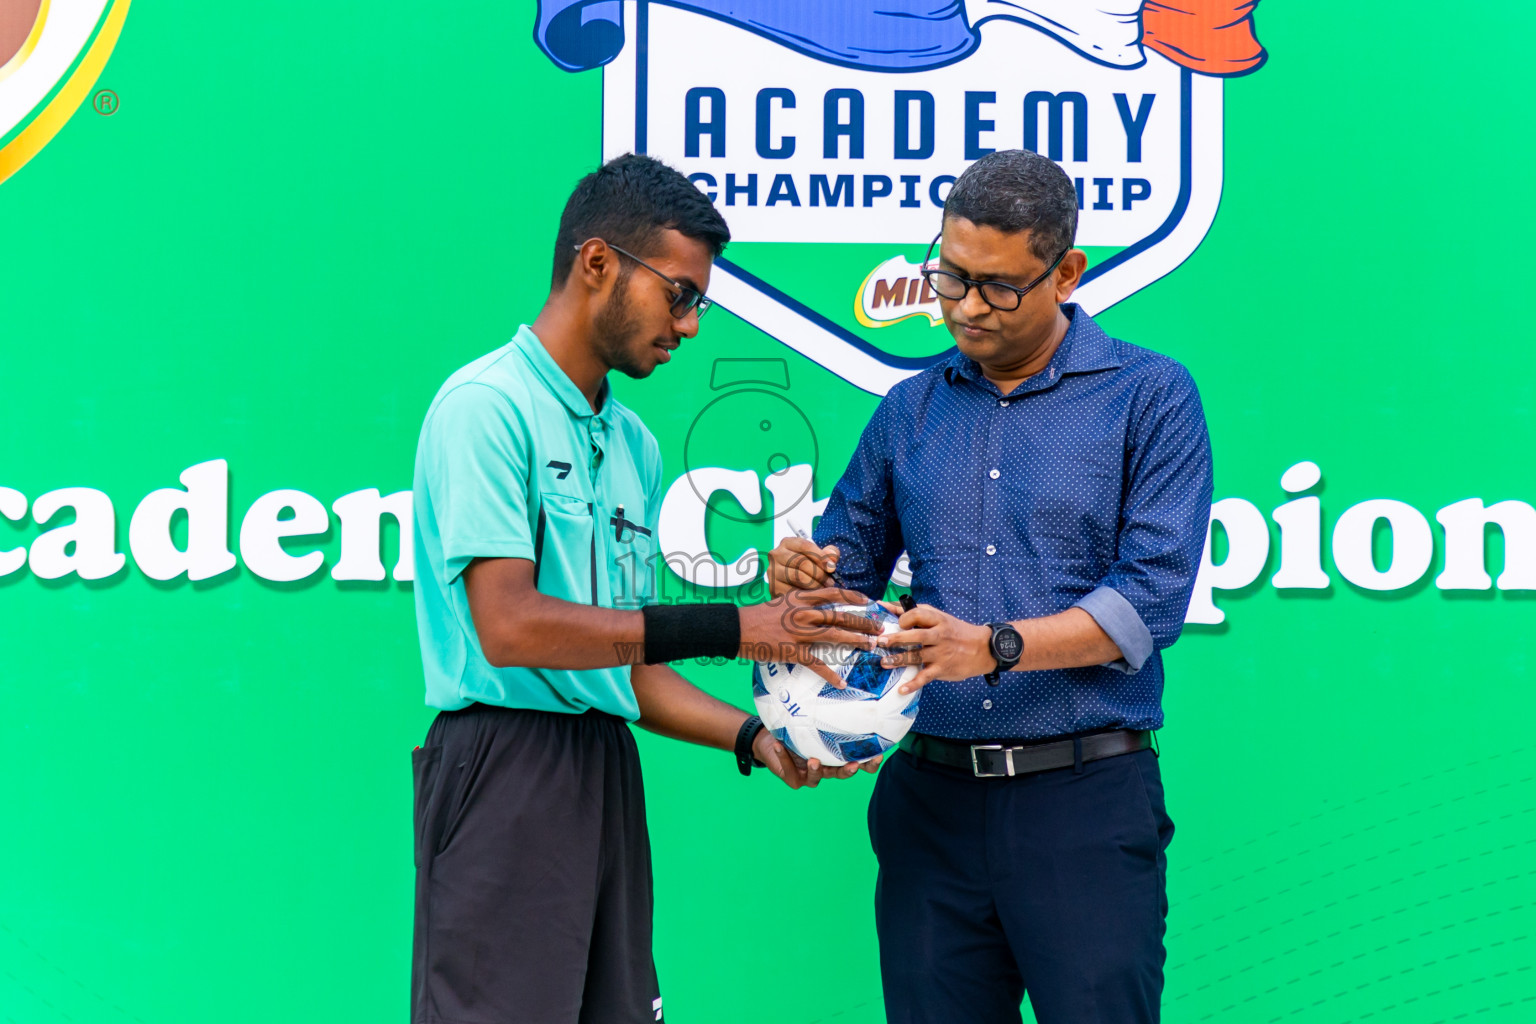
[0,0,131,187]
[535,0,1266,395]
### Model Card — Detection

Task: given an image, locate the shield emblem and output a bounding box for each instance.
[0,0,132,187]
[536,0,1265,395]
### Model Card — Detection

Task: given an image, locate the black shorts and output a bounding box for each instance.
[412,704,661,1024]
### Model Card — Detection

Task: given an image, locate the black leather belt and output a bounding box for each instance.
[898,729,1152,778]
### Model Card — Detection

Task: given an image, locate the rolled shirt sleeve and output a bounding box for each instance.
[1075,362,1214,671]
[1077,584,1155,673]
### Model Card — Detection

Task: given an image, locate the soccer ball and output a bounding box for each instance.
[752,602,921,766]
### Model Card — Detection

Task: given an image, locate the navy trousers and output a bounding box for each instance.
[868,746,1173,1024]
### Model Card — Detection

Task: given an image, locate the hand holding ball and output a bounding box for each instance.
[752,602,921,767]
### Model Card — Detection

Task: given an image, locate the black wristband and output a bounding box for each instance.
[641,603,741,665]
[735,715,766,775]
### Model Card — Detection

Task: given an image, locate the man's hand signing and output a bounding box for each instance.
[767,536,841,597]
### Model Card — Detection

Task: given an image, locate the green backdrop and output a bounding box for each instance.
[2,2,1534,1022]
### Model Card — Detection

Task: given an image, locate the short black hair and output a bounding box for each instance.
[552,153,730,286]
[942,150,1078,264]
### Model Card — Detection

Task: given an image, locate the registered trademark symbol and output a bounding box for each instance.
[92,89,119,116]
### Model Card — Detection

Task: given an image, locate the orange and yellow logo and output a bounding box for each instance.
[854,255,945,330]
[0,0,131,187]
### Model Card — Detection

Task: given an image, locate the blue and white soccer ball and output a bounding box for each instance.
[752,602,921,766]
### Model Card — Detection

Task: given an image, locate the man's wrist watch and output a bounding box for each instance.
[735,715,767,776]
[984,622,1024,685]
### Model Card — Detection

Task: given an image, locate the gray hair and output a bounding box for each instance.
[943,150,1078,264]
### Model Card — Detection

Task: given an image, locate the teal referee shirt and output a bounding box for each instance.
[412,325,664,718]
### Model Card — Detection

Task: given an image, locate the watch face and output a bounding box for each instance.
[993,626,1024,663]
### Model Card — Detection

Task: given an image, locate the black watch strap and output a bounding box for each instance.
[734,715,766,776]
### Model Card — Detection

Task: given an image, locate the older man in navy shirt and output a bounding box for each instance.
[769,150,1213,1024]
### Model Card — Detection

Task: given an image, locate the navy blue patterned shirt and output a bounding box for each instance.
[816,304,1213,741]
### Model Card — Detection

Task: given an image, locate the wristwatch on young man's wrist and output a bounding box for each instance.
[984,622,1024,686]
[734,715,767,775]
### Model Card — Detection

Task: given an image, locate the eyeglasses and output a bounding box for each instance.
[583,241,713,321]
[919,232,1070,312]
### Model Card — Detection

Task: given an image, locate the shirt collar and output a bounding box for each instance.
[513,324,612,423]
[942,303,1122,391]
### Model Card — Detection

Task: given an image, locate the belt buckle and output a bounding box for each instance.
[969,743,1015,778]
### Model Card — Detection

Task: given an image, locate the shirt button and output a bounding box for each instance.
[989,469,1000,480]
[985,544,997,556]
[999,400,1010,407]
[982,699,993,710]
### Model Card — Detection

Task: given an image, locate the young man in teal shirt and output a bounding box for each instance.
[410,154,877,1024]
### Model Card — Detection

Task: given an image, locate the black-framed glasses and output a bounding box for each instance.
[591,241,713,321]
[919,232,1070,312]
